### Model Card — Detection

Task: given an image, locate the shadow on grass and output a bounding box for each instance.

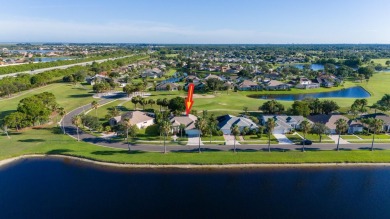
[18,139,46,142]
[294,147,320,151]
[235,149,259,152]
[91,150,145,156]
[172,148,222,153]
[259,148,293,152]
[68,94,93,98]
[46,149,74,154]
[358,147,385,151]
[335,148,353,151]
[0,110,16,120]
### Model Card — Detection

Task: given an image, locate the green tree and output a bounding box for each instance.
[168,97,185,112]
[266,118,275,152]
[367,118,384,151]
[376,94,390,111]
[160,120,172,154]
[260,100,285,114]
[231,125,240,153]
[321,100,340,115]
[72,115,82,141]
[57,107,66,134]
[91,100,99,117]
[148,99,156,109]
[311,122,329,143]
[123,84,134,97]
[195,117,208,153]
[291,101,310,116]
[300,120,312,152]
[335,118,348,151]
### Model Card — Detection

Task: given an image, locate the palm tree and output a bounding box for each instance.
[195,117,208,153]
[109,107,121,117]
[131,96,140,110]
[141,98,148,110]
[300,120,312,152]
[162,98,169,110]
[231,125,240,153]
[91,100,99,117]
[368,118,384,151]
[160,120,172,154]
[266,118,275,152]
[72,115,82,141]
[156,98,163,112]
[123,118,133,151]
[57,107,66,134]
[335,118,348,151]
[179,123,186,138]
[148,99,156,109]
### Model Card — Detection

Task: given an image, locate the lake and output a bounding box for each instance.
[34,57,73,62]
[254,86,370,101]
[295,64,325,71]
[1,157,390,219]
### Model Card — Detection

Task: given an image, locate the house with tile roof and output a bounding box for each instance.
[261,115,310,134]
[217,115,258,135]
[170,114,200,137]
[109,111,155,129]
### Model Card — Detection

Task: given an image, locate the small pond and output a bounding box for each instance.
[294,64,325,71]
[251,86,370,101]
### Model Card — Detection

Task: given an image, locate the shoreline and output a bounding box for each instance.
[2,154,390,169]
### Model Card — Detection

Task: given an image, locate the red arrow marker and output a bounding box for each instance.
[185,83,194,115]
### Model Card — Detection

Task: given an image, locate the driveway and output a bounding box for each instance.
[273,134,293,144]
[187,136,203,146]
[329,135,350,144]
[223,135,240,145]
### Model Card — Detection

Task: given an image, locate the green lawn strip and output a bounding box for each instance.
[3,127,390,164]
[296,132,332,143]
[340,135,361,140]
[356,134,390,139]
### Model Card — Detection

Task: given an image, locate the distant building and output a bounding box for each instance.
[156,82,179,91]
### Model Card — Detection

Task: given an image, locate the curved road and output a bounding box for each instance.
[0,55,135,79]
[61,98,390,152]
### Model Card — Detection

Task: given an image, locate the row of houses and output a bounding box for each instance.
[107,109,390,138]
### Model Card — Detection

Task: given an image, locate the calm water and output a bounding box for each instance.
[257,86,370,101]
[34,57,73,62]
[295,64,325,71]
[1,158,390,219]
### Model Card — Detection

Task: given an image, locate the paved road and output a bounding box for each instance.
[0,55,134,79]
[62,100,390,152]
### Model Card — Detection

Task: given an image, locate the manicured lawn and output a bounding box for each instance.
[297,132,333,143]
[0,83,95,120]
[286,134,303,143]
[340,135,360,140]
[357,134,390,139]
[3,125,390,164]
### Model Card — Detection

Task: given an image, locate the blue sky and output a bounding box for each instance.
[1,0,390,43]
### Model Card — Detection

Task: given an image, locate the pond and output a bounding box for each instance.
[34,57,74,62]
[295,64,325,71]
[1,157,390,219]
[252,86,370,101]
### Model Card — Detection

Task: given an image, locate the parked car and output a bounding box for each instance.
[297,139,312,145]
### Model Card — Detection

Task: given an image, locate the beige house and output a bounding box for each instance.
[109,111,154,129]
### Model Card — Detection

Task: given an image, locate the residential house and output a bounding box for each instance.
[170,114,200,137]
[261,115,309,134]
[217,115,258,135]
[86,74,110,85]
[141,68,164,78]
[156,82,179,91]
[204,74,223,81]
[185,75,201,83]
[109,111,154,129]
[348,120,364,134]
[295,77,320,89]
[237,80,262,91]
[361,113,390,133]
[307,114,350,134]
[266,80,291,90]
